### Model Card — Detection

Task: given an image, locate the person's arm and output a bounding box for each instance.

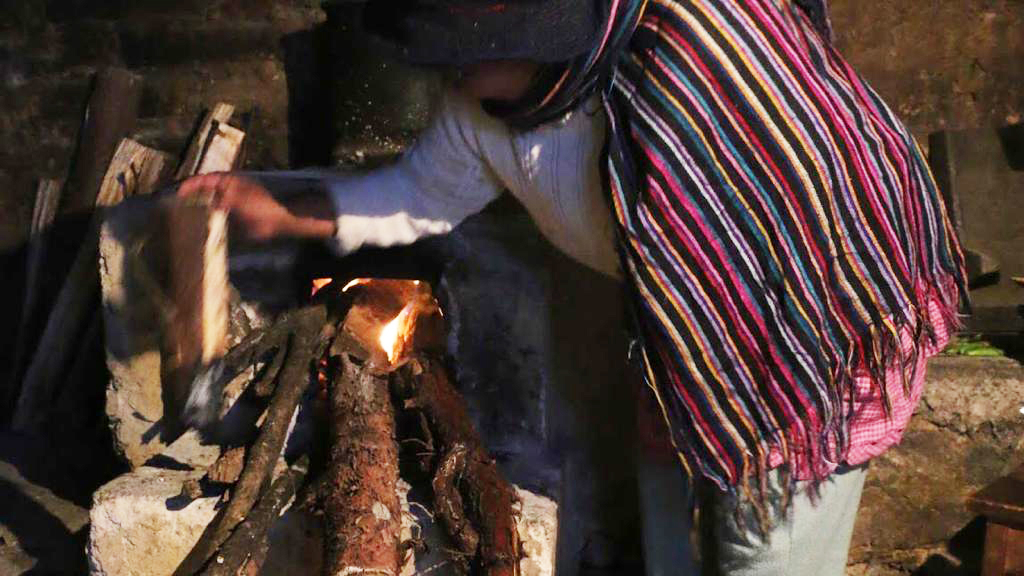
[178,91,504,252]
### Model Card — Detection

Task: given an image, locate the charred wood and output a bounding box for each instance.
[174,305,334,576]
[394,357,521,576]
[200,460,308,576]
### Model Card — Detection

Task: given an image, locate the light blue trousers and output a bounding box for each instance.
[638,456,867,576]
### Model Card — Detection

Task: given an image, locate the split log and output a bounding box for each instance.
[161,200,230,436]
[13,140,174,430]
[195,122,246,175]
[319,352,402,576]
[200,460,308,576]
[395,357,521,576]
[175,103,235,179]
[160,104,244,435]
[15,179,63,340]
[173,305,334,576]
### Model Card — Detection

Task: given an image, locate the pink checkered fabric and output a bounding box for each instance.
[767,294,953,479]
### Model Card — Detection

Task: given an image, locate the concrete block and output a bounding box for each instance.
[87,467,558,576]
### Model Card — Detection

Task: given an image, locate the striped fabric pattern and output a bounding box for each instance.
[497,0,965,495]
[602,0,964,491]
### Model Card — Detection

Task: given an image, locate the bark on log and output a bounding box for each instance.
[320,352,402,576]
[200,461,308,576]
[173,305,333,576]
[395,357,521,576]
[207,446,247,485]
[13,140,173,430]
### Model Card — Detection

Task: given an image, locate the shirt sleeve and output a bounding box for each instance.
[318,91,505,255]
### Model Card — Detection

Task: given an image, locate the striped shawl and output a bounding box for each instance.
[499,0,966,494]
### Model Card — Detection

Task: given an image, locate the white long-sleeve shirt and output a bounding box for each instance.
[318,91,621,279]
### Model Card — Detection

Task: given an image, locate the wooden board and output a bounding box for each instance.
[175,103,235,180]
[161,107,243,434]
[7,180,63,398]
[194,123,246,175]
[12,140,173,430]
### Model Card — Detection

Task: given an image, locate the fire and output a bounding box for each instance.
[378,302,418,364]
[342,278,372,292]
[311,277,333,296]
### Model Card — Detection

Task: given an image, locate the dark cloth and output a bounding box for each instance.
[363,0,601,65]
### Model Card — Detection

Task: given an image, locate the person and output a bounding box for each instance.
[179,1,965,574]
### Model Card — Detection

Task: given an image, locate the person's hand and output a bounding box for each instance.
[177,172,296,242]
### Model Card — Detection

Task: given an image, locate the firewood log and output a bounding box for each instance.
[12,140,173,430]
[161,199,230,437]
[394,357,522,576]
[199,459,308,576]
[176,103,235,179]
[173,305,336,576]
[6,179,62,413]
[319,352,402,576]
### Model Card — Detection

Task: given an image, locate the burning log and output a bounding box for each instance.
[319,352,402,576]
[394,357,522,576]
[175,278,522,576]
[174,305,336,576]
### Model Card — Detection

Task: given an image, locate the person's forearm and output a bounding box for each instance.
[279,191,337,239]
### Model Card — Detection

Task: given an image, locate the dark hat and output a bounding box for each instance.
[363,0,601,66]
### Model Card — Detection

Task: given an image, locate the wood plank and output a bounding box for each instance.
[983,523,1010,576]
[61,68,143,215]
[161,110,243,434]
[174,103,235,180]
[12,140,173,431]
[194,122,246,174]
[970,465,1024,528]
[160,200,229,433]
[7,180,63,400]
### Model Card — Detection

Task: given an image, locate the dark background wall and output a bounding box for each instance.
[830,0,1022,141]
[2,0,1022,256]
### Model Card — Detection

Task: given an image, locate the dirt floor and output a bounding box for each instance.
[0,429,124,575]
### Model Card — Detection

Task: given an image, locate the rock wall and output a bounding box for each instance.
[848,357,1024,575]
[830,0,1024,143]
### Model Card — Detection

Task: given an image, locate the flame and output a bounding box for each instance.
[342,278,372,292]
[311,278,333,296]
[379,302,418,364]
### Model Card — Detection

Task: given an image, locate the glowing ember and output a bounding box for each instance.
[342,278,372,292]
[379,302,417,364]
[311,277,333,296]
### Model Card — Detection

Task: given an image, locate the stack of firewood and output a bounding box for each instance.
[170,278,523,575]
[5,66,248,432]
[6,66,524,575]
